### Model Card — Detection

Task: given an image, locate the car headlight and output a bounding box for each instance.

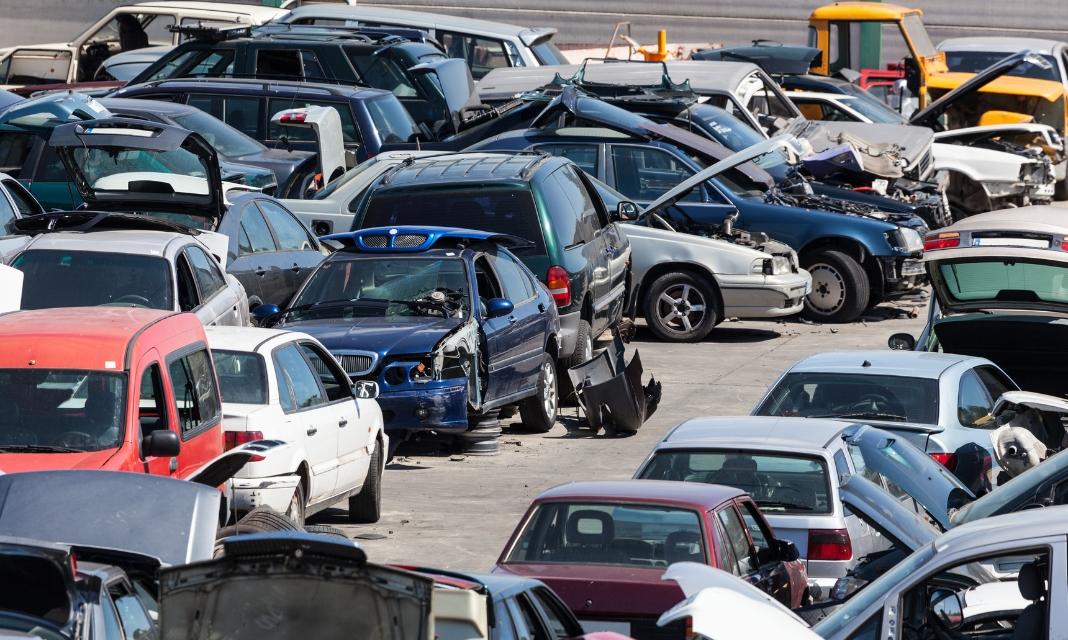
[752,256,793,275]
[886,227,923,253]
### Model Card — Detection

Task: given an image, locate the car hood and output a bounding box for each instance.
[692,44,821,76]
[911,50,1046,130]
[839,475,938,551]
[286,315,465,360]
[160,533,432,640]
[621,222,768,260]
[0,470,227,565]
[49,116,224,223]
[793,119,933,173]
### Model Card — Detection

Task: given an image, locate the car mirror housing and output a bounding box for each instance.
[613,201,639,222]
[142,430,181,458]
[252,303,281,326]
[776,538,800,562]
[485,298,514,318]
[930,589,964,631]
[888,332,916,351]
[353,380,379,400]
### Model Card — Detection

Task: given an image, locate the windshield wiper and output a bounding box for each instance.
[823,412,909,422]
[757,500,814,512]
[0,444,83,453]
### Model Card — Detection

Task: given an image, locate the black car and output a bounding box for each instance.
[111,77,423,162]
[347,152,631,388]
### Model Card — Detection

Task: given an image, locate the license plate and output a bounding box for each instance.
[971,237,1050,248]
[580,620,632,635]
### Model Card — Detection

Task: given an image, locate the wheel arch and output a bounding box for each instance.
[800,236,883,295]
[635,262,723,319]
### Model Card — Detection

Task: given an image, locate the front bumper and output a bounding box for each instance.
[718,271,811,319]
[878,255,926,298]
[377,383,469,433]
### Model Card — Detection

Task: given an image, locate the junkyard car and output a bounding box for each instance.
[753,350,1022,494]
[493,479,808,638]
[0,2,286,89]
[206,325,386,525]
[257,226,562,452]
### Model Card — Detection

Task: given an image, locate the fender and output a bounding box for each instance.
[931,142,1024,185]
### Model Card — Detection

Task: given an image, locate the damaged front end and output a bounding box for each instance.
[567,330,662,435]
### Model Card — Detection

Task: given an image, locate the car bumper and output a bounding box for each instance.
[558,308,580,358]
[879,255,926,298]
[229,475,301,514]
[377,383,469,432]
[719,271,811,319]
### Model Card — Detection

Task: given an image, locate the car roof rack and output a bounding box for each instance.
[11,211,200,236]
[253,22,434,46]
[168,23,252,44]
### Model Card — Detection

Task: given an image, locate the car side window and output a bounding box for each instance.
[958,369,993,427]
[100,591,124,640]
[533,143,599,175]
[299,342,350,403]
[609,145,700,202]
[188,94,262,140]
[273,343,326,412]
[494,598,519,640]
[109,581,155,640]
[508,595,549,640]
[0,132,37,178]
[185,245,226,300]
[239,205,278,255]
[0,184,15,233]
[716,505,755,575]
[138,363,169,439]
[712,511,741,575]
[439,31,510,79]
[486,252,535,303]
[167,348,220,438]
[474,256,503,305]
[2,178,42,217]
[529,587,581,638]
[175,253,200,311]
[738,500,774,566]
[35,144,68,182]
[559,166,604,233]
[258,201,314,251]
[975,365,1015,399]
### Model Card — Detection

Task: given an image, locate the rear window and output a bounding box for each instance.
[638,450,832,514]
[937,259,1068,306]
[360,185,545,254]
[13,250,173,311]
[365,95,420,144]
[211,350,268,405]
[530,39,569,66]
[755,372,940,425]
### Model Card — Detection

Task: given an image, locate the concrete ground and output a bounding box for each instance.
[309,293,928,570]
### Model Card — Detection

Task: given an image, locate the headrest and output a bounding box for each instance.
[1019,562,1046,601]
[566,510,614,546]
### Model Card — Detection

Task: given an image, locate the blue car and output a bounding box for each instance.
[258,226,562,453]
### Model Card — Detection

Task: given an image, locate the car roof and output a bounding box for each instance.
[133,2,285,18]
[481,61,763,97]
[809,2,920,21]
[659,416,854,452]
[285,4,538,37]
[374,152,556,190]
[935,504,1068,553]
[534,479,744,509]
[126,77,390,99]
[938,37,1063,55]
[205,325,312,354]
[944,204,1068,236]
[786,350,982,378]
[25,229,186,255]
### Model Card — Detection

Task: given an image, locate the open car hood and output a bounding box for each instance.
[839,475,938,551]
[911,50,1044,130]
[409,58,479,135]
[793,120,932,176]
[0,469,230,566]
[160,532,432,640]
[48,117,224,223]
[691,44,821,76]
[993,391,1068,418]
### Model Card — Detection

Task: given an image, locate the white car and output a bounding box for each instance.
[207,326,386,526]
[0,2,286,89]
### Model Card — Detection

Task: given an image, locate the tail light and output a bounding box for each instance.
[546,266,571,307]
[929,452,958,472]
[278,112,307,123]
[923,231,960,251]
[225,430,264,451]
[808,529,852,561]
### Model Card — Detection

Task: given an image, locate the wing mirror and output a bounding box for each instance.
[142,430,180,458]
[251,303,281,327]
[613,201,639,222]
[485,297,514,318]
[353,380,379,400]
[775,538,800,562]
[888,332,916,351]
[929,589,963,631]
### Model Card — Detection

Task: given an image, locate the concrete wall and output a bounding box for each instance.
[0,1,1065,49]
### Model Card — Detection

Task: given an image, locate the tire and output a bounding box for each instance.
[642,271,720,342]
[801,250,870,323]
[236,506,299,532]
[518,354,559,433]
[285,482,306,528]
[558,319,592,407]
[348,441,382,524]
[304,524,349,539]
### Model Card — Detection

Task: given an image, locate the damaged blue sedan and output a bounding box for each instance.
[255,226,562,455]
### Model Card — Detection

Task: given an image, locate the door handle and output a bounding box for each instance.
[255,268,266,277]
[338,418,348,428]
[538,303,546,313]
[508,316,518,324]
[290,264,301,273]
[306,427,317,436]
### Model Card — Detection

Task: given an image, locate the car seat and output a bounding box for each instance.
[557,510,625,563]
[664,530,703,564]
[117,14,149,52]
[711,457,763,497]
[1013,561,1047,639]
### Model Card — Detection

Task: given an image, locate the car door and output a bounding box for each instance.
[164,346,223,480]
[527,587,587,639]
[297,340,369,497]
[256,199,323,305]
[736,498,795,607]
[573,167,628,328]
[184,243,242,326]
[226,200,280,307]
[272,341,338,503]
[714,501,788,605]
[135,357,179,478]
[473,255,520,402]
[484,250,544,396]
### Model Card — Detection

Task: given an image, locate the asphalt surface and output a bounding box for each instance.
[308,292,929,571]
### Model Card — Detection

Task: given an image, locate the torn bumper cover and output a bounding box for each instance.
[231,475,301,514]
[567,332,662,434]
[377,382,469,433]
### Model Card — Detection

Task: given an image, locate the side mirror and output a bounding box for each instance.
[353,380,379,399]
[776,538,800,562]
[929,589,963,631]
[251,303,281,326]
[888,332,916,351]
[613,201,639,222]
[485,297,514,318]
[142,430,180,458]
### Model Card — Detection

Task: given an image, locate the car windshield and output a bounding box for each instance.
[506,501,706,567]
[361,185,545,254]
[13,250,173,311]
[944,51,1060,82]
[936,259,1068,307]
[0,369,126,452]
[812,542,936,636]
[755,372,940,424]
[169,110,266,157]
[638,450,832,514]
[211,350,268,405]
[839,94,907,124]
[953,448,1068,525]
[288,256,470,321]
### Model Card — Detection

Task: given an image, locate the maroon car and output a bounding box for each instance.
[493,480,808,639]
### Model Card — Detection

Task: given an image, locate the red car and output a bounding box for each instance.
[0,308,224,479]
[494,480,809,639]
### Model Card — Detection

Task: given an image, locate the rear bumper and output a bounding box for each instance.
[377,383,469,433]
[719,272,811,319]
[230,475,300,514]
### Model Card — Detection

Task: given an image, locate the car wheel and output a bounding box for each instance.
[348,440,382,524]
[558,319,593,407]
[285,482,306,528]
[643,271,719,342]
[802,250,869,323]
[518,354,558,433]
[236,506,299,532]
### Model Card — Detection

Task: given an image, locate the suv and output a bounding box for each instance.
[0,308,225,479]
[348,153,630,379]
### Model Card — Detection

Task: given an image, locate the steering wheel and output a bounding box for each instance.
[110,294,152,307]
[649,213,676,232]
[771,485,807,505]
[55,431,94,448]
[850,393,894,413]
